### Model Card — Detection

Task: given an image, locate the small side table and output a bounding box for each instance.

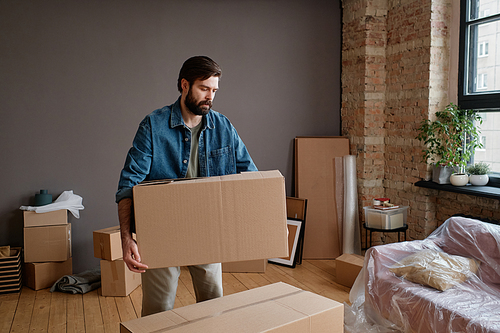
[363,223,408,250]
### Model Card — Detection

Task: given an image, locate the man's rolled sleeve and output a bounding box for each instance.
[116,118,153,203]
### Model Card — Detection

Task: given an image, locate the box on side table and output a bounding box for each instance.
[363,206,408,230]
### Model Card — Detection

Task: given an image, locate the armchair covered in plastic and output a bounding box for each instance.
[346,216,500,333]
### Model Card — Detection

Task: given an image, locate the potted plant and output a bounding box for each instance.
[466,162,491,186]
[416,103,483,185]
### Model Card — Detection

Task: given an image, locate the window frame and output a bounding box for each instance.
[459,0,500,186]
[458,0,500,110]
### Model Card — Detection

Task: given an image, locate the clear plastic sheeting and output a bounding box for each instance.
[346,216,500,333]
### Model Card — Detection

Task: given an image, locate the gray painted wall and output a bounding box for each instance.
[0,0,342,273]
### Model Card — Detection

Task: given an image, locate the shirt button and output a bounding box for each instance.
[185,138,189,141]
[183,160,188,164]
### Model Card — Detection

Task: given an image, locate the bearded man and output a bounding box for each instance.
[116,56,257,316]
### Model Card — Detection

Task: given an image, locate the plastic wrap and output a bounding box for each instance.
[345,216,500,333]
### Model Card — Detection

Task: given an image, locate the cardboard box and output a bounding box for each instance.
[222,259,267,273]
[120,282,344,333]
[24,224,72,263]
[100,259,141,297]
[363,206,408,229]
[24,258,72,290]
[133,170,288,269]
[335,253,364,288]
[295,137,350,259]
[93,226,123,261]
[23,209,67,227]
[0,247,23,295]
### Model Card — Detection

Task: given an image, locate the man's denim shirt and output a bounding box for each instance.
[116,97,258,203]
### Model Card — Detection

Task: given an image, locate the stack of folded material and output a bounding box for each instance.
[0,246,23,294]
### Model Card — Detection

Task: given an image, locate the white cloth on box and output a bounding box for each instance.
[20,190,84,218]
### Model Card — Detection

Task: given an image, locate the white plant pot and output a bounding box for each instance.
[469,174,489,186]
[450,173,469,186]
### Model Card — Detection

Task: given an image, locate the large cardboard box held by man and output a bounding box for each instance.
[133,170,288,269]
[120,282,344,333]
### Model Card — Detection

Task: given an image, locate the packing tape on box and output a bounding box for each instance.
[144,290,306,333]
[111,262,119,281]
[343,155,361,255]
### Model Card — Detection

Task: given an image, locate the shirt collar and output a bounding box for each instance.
[170,96,215,130]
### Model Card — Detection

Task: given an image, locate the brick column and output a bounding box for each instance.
[342,0,388,210]
[342,0,459,245]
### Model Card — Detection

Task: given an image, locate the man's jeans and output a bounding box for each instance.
[141,263,223,316]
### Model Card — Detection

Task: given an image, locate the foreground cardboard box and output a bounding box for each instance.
[120,282,344,333]
[101,259,141,297]
[24,224,72,263]
[93,226,123,261]
[222,259,267,273]
[0,247,22,295]
[335,253,364,288]
[23,210,68,227]
[133,171,288,269]
[295,137,350,259]
[24,258,73,290]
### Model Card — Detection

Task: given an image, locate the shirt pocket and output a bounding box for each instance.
[208,146,236,176]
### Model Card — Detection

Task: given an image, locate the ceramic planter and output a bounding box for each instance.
[450,173,469,186]
[432,165,455,184]
[469,174,489,186]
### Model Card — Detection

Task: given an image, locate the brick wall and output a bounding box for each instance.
[341,0,500,247]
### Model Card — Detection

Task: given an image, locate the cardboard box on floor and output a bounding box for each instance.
[100,259,141,297]
[23,209,67,227]
[120,282,344,333]
[222,259,267,273]
[335,253,364,288]
[133,170,288,269]
[295,137,350,259]
[24,224,72,263]
[24,258,73,290]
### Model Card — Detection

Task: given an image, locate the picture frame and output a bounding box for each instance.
[268,218,303,268]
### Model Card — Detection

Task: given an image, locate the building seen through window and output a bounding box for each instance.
[460,0,500,175]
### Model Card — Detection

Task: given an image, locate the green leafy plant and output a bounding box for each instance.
[416,103,483,173]
[466,162,491,175]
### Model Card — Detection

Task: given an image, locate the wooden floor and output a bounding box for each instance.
[0,260,350,333]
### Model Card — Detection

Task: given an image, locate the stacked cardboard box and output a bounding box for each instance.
[23,210,73,290]
[93,226,141,297]
[0,247,23,295]
[222,259,267,273]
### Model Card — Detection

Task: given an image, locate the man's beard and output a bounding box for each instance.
[185,88,212,116]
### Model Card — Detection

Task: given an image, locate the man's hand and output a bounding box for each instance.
[118,198,148,273]
[122,237,148,273]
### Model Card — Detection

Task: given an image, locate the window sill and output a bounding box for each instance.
[415,180,500,200]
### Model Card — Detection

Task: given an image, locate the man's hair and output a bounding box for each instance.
[177,56,222,93]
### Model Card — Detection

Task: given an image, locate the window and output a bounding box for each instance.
[477,73,488,89]
[460,0,500,179]
[478,41,489,56]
